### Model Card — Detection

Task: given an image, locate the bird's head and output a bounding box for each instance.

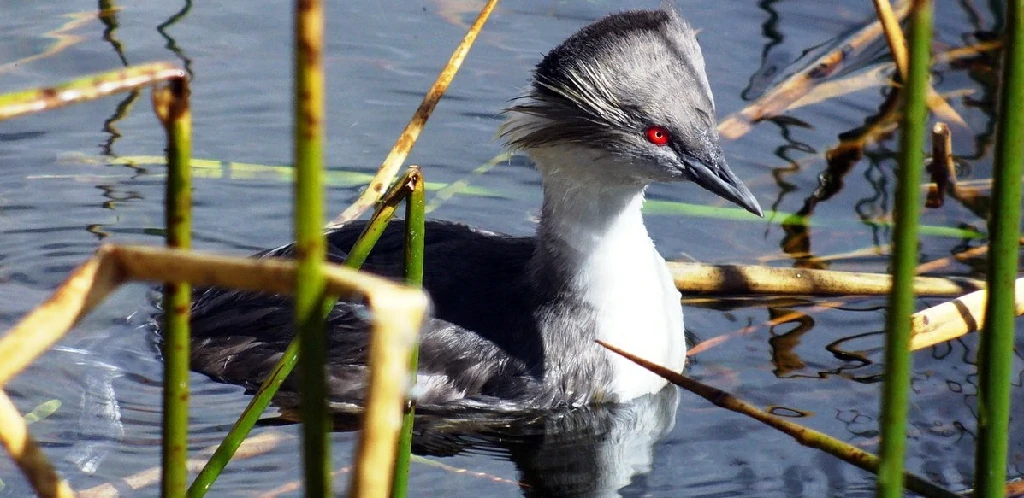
[502,9,762,217]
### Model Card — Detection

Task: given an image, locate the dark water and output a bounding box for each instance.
[0,0,1022,496]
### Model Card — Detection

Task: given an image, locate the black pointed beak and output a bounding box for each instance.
[683,149,763,217]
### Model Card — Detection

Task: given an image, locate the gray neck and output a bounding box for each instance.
[525,145,687,402]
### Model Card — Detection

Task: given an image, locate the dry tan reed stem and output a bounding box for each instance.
[0,391,76,498]
[667,261,982,296]
[910,278,1024,350]
[0,63,183,121]
[330,0,499,227]
[873,0,965,128]
[350,290,427,498]
[874,0,910,79]
[0,253,121,386]
[0,245,422,387]
[110,245,411,297]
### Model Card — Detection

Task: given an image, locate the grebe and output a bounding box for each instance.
[188,8,762,411]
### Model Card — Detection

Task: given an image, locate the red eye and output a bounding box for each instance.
[645,126,670,146]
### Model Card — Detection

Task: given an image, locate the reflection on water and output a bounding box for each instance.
[409,386,679,497]
[0,0,1023,496]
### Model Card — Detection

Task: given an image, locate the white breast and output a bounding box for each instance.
[579,220,686,401]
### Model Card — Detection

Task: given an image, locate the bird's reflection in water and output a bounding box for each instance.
[412,385,680,497]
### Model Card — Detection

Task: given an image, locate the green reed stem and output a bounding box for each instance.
[877,1,932,496]
[391,169,425,498]
[188,170,421,496]
[188,338,300,497]
[293,0,330,495]
[974,1,1024,495]
[345,204,406,269]
[155,76,193,497]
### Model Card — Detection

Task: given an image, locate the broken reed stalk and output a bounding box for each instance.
[667,262,981,296]
[0,392,75,498]
[345,169,423,269]
[330,0,499,227]
[0,255,115,387]
[873,0,910,79]
[596,341,958,498]
[911,278,1024,350]
[350,290,426,498]
[926,123,955,208]
[872,0,963,125]
[391,169,426,498]
[0,245,425,388]
[188,169,424,497]
[974,0,1024,494]
[0,63,183,120]
[153,74,193,498]
[877,1,931,496]
[293,0,331,494]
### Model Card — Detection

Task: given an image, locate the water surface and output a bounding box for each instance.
[0,1,1021,496]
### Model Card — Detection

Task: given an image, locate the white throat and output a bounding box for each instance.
[529,145,687,401]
